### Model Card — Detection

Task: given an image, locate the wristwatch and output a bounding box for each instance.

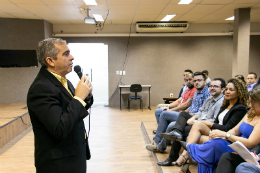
[226,132,231,139]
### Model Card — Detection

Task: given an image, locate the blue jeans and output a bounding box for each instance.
[154,108,162,125]
[153,110,180,144]
[157,121,176,152]
[236,163,260,173]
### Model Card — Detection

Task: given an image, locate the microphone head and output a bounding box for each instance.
[74,65,82,79]
[74,65,81,73]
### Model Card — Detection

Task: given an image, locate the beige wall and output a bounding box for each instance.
[0,18,260,107]
[0,18,52,104]
[63,36,235,108]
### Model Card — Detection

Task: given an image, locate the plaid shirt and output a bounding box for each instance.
[188,86,211,113]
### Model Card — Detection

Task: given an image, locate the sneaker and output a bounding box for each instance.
[145,144,163,153]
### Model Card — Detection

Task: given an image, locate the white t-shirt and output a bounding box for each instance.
[218,109,229,125]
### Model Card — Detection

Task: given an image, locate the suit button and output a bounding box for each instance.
[83,142,86,145]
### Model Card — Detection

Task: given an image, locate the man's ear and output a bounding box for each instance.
[45,57,55,67]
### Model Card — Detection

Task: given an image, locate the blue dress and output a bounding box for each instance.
[187,122,254,173]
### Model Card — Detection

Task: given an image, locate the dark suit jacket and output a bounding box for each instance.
[27,67,93,173]
[211,103,247,132]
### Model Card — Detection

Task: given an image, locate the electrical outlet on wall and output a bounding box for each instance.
[116,71,119,75]
[170,93,173,97]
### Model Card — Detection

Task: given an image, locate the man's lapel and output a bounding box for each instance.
[41,67,74,99]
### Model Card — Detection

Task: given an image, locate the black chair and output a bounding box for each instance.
[128,84,143,111]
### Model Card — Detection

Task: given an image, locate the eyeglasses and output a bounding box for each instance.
[193,79,204,83]
[209,85,221,89]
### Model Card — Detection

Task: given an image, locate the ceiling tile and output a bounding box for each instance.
[200,0,234,5]
[200,13,234,21]
[176,14,206,22]
[48,4,80,14]
[41,0,78,5]
[108,14,133,20]
[162,4,197,15]
[139,0,174,5]
[0,0,13,3]
[83,5,108,11]
[134,14,158,22]
[0,11,14,17]
[111,20,132,24]
[94,0,107,5]
[214,4,253,13]
[108,5,137,15]
[233,0,260,4]
[36,13,65,20]
[213,19,234,23]
[186,5,225,15]
[9,0,42,3]
[17,4,56,14]
[135,5,167,15]
[107,0,138,5]
[11,13,41,19]
[67,20,86,24]
[47,20,71,24]
[0,4,29,13]
[62,13,84,20]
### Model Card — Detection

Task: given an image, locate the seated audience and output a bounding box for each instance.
[157,78,225,166]
[202,70,211,86]
[247,72,258,91]
[179,79,251,173]
[147,72,210,152]
[151,73,196,148]
[153,70,193,135]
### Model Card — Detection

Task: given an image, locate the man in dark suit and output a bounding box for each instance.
[27,38,93,173]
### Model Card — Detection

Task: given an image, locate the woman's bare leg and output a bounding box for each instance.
[186,121,211,144]
[198,135,210,144]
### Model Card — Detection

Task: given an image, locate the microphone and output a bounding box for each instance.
[74,65,82,79]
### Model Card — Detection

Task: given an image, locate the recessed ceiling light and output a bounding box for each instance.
[178,0,193,4]
[225,16,235,20]
[93,14,104,22]
[83,0,97,5]
[161,14,176,21]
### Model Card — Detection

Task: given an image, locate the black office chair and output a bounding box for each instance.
[128,84,143,111]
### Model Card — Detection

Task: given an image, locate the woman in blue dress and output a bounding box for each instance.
[181,85,260,173]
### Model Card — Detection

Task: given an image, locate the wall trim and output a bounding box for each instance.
[53,32,260,37]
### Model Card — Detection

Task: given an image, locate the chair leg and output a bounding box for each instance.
[128,99,130,112]
[141,99,143,111]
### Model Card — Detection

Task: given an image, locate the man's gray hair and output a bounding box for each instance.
[37,38,67,67]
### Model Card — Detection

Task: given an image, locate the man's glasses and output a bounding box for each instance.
[209,85,221,89]
[193,79,204,83]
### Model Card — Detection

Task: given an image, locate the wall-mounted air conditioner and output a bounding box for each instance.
[136,21,189,33]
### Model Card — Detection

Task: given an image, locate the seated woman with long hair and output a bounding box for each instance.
[181,85,260,173]
[171,78,248,172]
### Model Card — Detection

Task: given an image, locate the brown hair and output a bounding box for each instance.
[222,78,248,108]
[247,85,260,119]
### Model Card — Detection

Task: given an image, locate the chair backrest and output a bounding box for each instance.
[130,84,142,99]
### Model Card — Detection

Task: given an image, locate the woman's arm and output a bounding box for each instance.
[211,117,260,149]
[211,106,247,132]
[210,115,246,139]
